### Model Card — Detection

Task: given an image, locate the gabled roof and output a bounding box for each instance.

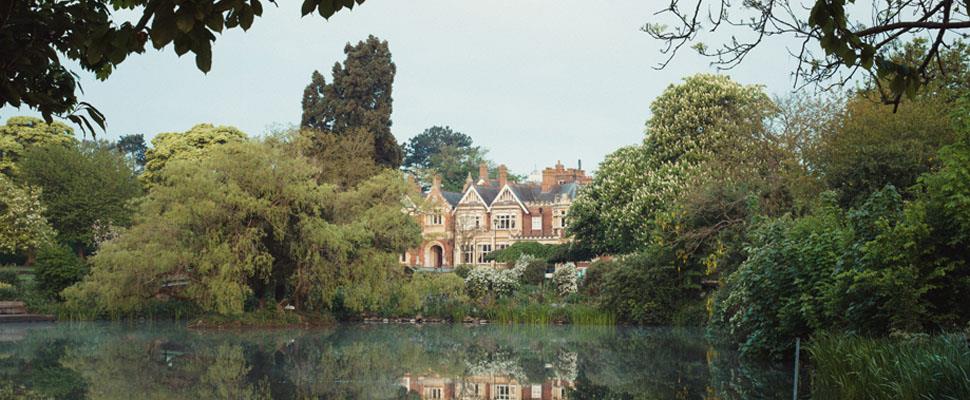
[441,191,462,207]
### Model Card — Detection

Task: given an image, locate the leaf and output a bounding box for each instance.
[176,11,195,33]
[205,12,224,32]
[195,45,212,72]
[239,6,255,30]
[251,0,263,15]
[301,0,316,16]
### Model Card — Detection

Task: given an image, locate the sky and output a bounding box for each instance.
[2,0,811,175]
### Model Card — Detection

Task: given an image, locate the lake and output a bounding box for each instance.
[0,322,798,399]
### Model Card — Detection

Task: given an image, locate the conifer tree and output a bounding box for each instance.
[300,35,402,168]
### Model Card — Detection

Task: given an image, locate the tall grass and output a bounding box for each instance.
[491,303,614,325]
[809,333,970,400]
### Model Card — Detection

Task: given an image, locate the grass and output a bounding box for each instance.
[809,332,970,400]
[490,303,614,325]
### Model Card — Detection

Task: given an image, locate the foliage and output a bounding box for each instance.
[0,117,76,177]
[645,1,970,108]
[593,250,700,325]
[0,174,55,255]
[393,272,468,316]
[453,264,473,279]
[520,259,549,286]
[485,241,559,263]
[553,263,578,297]
[64,139,421,316]
[0,282,17,301]
[569,74,775,254]
[292,128,383,189]
[809,333,970,400]
[113,134,148,172]
[301,35,402,168]
[812,95,958,206]
[402,126,490,191]
[579,259,615,298]
[1,0,362,131]
[713,133,970,358]
[464,266,519,300]
[142,123,247,187]
[34,245,88,300]
[19,141,142,253]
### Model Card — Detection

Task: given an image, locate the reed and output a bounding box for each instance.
[808,333,970,400]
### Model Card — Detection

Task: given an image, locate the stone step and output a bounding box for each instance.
[0,314,55,323]
[0,302,27,315]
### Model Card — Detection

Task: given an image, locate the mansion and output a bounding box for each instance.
[402,161,591,269]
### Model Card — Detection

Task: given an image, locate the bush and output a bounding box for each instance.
[580,259,615,297]
[597,250,699,325]
[465,266,519,300]
[394,272,467,316]
[553,263,578,297]
[484,241,558,263]
[521,260,548,285]
[453,264,473,279]
[0,282,17,301]
[34,245,88,300]
[0,269,19,288]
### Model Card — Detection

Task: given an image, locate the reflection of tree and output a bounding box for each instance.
[0,323,796,399]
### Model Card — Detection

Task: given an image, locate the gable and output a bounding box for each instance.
[492,185,530,214]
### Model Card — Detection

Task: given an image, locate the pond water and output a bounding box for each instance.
[0,322,798,399]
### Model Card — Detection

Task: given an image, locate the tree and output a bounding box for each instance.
[113,134,148,173]
[293,128,383,189]
[812,96,959,207]
[142,123,247,186]
[64,139,421,315]
[19,142,143,256]
[569,74,776,254]
[0,175,54,259]
[0,117,76,176]
[0,0,364,134]
[403,126,490,191]
[645,0,970,109]
[300,35,402,168]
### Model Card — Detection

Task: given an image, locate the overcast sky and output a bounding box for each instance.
[3,0,812,175]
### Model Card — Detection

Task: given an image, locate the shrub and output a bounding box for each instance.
[521,260,548,285]
[0,269,19,288]
[553,263,578,297]
[34,245,88,300]
[580,259,615,297]
[465,266,519,300]
[0,282,17,300]
[597,250,699,325]
[454,264,473,279]
[484,241,558,263]
[395,272,467,316]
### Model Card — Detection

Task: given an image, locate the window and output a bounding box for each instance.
[425,387,442,399]
[496,385,511,400]
[462,245,474,264]
[477,244,492,264]
[495,214,516,230]
[531,385,542,398]
[399,253,407,263]
[531,215,542,231]
[428,213,443,225]
[560,210,568,228]
[496,243,509,251]
[461,214,481,229]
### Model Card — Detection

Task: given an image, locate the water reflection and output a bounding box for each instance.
[0,322,796,399]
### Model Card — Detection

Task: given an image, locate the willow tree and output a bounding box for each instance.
[65,138,421,315]
[141,123,247,187]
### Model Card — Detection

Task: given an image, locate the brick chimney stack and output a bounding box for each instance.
[498,164,508,187]
[478,163,489,184]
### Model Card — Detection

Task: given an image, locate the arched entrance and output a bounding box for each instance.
[429,245,443,269]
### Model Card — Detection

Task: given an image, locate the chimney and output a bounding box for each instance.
[498,164,508,187]
[478,163,489,184]
[432,174,441,191]
[578,159,582,171]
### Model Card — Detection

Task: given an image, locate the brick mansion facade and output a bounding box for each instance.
[402,161,591,269]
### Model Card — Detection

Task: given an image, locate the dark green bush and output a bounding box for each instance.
[453,264,473,279]
[520,260,548,285]
[596,249,700,325]
[0,269,20,288]
[580,259,616,298]
[34,245,88,300]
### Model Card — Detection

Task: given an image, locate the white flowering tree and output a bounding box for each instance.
[465,266,520,300]
[553,263,578,297]
[569,74,775,254]
[0,175,54,258]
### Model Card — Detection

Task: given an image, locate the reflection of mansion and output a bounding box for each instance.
[401,373,571,400]
[403,161,591,269]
